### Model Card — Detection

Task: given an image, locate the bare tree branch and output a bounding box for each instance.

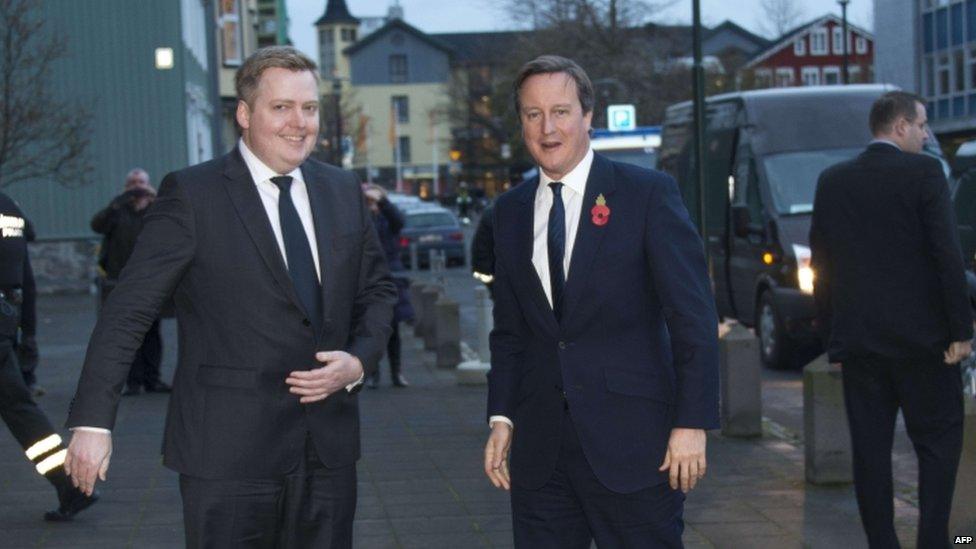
[755,0,805,39]
[0,0,92,188]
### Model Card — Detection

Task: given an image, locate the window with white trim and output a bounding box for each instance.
[855,36,867,54]
[849,66,862,83]
[832,27,851,55]
[754,68,773,88]
[776,67,795,87]
[801,67,820,86]
[794,38,806,56]
[810,28,828,55]
[823,66,841,85]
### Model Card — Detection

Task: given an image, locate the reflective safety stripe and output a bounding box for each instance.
[25,434,62,460]
[35,449,67,475]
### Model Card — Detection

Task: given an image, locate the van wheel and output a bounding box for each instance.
[758,291,795,370]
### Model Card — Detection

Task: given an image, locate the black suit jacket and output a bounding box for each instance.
[810,142,973,363]
[488,154,719,493]
[67,149,397,479]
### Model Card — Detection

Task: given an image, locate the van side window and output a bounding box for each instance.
[734,158,764,223]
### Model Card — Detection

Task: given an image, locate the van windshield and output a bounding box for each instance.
[761,148,861,215]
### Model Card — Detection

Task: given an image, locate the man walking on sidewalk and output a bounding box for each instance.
[484,55,719,547]
[811,91,973,548]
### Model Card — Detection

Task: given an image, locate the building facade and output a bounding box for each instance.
[742,14,874,88]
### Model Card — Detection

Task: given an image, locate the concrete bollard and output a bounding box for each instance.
[409,282,426,338]
[421,285,441,351]
[457,285,492,385]
[719,323,762,438]
[435,297,461,369]
[803,354,852,484]
[950,397,976,534]
[428,249,438,273]
[409,242,419,271]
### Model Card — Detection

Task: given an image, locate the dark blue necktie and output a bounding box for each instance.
[548,182,565,320]
[271,176,322,332]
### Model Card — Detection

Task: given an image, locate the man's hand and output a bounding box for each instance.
[658,428,707,493]
[944,340,973,365]
[484,421,512,491]
[286,351,363,404]
[64,430,112,496]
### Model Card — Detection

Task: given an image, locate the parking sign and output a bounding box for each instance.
[607,104,636,131]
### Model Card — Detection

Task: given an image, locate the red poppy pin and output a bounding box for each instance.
[591,194,610,227]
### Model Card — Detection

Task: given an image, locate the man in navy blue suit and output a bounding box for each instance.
[483,55,720,548]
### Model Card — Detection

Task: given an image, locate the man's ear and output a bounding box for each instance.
[236,100,251,130]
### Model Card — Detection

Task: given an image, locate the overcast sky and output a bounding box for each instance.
[285,0,874,59]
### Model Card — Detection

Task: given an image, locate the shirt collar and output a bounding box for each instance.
[869,138,901,151]
[537,148,594,200]
[238,138,304,186]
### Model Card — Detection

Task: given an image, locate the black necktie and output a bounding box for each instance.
[271,176,322,331]
[548,182,565,320]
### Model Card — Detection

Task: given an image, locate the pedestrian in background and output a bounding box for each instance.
[90,168,170,396]
[470,204,495,299]
[810,90,973,548]
[16,216,41,396]
[364,183,413,388]
[0,189,99,521]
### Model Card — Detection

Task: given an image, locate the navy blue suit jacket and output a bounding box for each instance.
[487,153,720,493]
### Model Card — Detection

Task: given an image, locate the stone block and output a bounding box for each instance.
[803,355,852,484]
[456,360,489,385]
[435,298,461,369]
[420,285,441,348]
[950,397,976,534]
[720,323,762,437]
[409,282,427,337]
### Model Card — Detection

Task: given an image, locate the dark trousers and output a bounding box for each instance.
[180,436,357,549]
[511,410,684,548]
[841,357,964,549]
[127,319,162,389]
[374,321,401,382]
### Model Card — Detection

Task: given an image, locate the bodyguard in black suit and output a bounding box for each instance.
[810,91,973,548]
[63,47,396,548]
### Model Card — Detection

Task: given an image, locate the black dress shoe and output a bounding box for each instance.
[145,380,172,393]
[392,374,409,388]
[44,487,99,522]
[366,376,379,390]
[121,385,143,396]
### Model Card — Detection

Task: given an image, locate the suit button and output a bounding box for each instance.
[558,341,566,349]
[302,319,311,327]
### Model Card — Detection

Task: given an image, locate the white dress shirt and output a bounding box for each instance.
[490,149,594,430]
[239,139,322,281]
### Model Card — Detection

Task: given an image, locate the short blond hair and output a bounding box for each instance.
[235,46,318,107]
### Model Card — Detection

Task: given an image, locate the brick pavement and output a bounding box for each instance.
[0,292,921,548]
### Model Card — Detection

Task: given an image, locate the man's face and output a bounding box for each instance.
[124,172,149,192]
[896,102,929,154]
[237,67,320,174]
[518,72,592,181]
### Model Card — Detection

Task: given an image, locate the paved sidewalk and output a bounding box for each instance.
[0,292,921,548]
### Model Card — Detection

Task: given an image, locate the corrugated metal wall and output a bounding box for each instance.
[4,0,204,240]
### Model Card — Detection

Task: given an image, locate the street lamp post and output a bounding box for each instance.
[839,0,850,84]
[332,77,343,166]
[692,0,707,257]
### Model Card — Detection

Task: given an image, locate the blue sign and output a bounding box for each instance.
[607,104,636,131]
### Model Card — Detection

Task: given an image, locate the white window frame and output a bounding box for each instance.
[855,36,868,55]
[794,38,806,56]
[823,66,841,85]
[754,68,773,88]
[810,27,828,55]
[776,67,795,87]
[801,66,820,86]
[849,65,862,83]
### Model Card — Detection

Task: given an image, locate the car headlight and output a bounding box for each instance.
[793,244,815,295]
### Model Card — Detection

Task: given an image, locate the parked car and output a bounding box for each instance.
[398,207,466,269]
[659,84,950,369]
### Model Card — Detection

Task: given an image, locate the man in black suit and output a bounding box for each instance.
[63,46,396,548]
[811,91,973,548]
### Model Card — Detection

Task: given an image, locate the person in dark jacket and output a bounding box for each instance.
[471,204,495,299]
[0,190,99,521]
[90,168,170,396]
[810,91,973,548]
[16,217,41,396]
[365,183,413,388]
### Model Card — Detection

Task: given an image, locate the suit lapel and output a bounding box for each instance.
[221,148,306,318]
[514,178,560,335]
[560,154,616,324]
[300,161,339,335]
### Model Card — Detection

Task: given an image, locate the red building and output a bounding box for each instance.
[742,14,873,89]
